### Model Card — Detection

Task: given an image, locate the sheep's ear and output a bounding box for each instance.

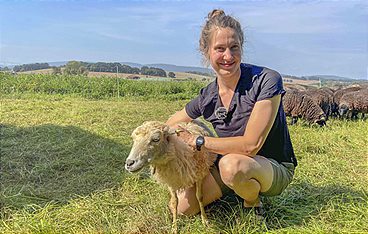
[164,126,176,142]
[165,126,176,135]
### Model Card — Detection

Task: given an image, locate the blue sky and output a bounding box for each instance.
[0,0,367,79]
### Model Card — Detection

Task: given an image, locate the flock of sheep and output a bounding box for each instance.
[283,84,368,126]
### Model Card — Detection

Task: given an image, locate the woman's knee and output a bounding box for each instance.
[218,154,253,187]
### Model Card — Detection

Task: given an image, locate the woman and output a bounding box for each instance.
[166,9,297,216]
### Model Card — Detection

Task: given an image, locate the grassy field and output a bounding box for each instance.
[18,69,213,81]
[0,74,367,233]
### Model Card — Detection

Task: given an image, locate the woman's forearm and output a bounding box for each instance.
[203,135,260,156]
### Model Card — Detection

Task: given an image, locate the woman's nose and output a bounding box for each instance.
[223,48,233,60]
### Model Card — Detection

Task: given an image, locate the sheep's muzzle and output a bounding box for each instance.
[124,157,147,172]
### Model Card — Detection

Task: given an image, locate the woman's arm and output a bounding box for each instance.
[179,94,281,157]
[166,108,193,127]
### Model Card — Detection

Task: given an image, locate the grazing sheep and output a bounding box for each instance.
[320,87,335,97]
[125,120,216,232]
[304,89,334,119]
[333,86,362,118]
[339,88,368,119]
[283,90,327,126]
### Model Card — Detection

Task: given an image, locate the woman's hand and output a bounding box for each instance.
[176,126,197,150]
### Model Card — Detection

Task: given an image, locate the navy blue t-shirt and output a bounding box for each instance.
[185,63,297,166]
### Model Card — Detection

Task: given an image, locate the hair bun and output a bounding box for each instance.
[208,9,225,19]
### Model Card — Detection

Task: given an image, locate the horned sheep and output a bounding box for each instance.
[125,120,216,232]
[282,90,327,126]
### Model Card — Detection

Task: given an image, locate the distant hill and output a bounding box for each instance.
[282,74,361,82]
[2,61,363,81]
[48,61,69,67]
[121,62,213,74]
[120,62,144,68]
[303,75,359,81]
[0,63,16,69]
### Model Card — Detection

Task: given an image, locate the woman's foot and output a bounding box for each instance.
[243,198,265,220]
[243,197,261,208]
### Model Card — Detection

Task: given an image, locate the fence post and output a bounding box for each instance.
[116,65,120,98]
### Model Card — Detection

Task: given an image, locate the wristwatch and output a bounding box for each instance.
[195,136,205,151]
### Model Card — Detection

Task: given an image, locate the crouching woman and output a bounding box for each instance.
[166,9,297,216]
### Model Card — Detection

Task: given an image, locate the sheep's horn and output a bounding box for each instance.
[167,128,177,135]
[168,128,184,135]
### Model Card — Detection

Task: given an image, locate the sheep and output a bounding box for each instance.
[125,120,216,232]
[282,90,327,126]
[320,87,335,97]
[304,89,334,119]
[333,86,362,118]
[339,88,368,119]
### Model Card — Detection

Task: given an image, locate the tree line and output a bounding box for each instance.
[12,63,50,72]
[6,61,169,77]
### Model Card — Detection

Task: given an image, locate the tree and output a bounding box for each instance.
[140,66,167,77]
[63,61,88,76]
[0,66,10,71]
[168,72,176,78]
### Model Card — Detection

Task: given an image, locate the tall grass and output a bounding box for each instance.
[0,73,205,100]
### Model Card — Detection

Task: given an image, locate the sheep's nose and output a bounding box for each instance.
[125,159,136,167]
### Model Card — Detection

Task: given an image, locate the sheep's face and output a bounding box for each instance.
[125,122,170,173]
[314,114,327,127]
[338,104,349,116]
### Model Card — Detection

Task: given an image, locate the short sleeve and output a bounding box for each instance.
[256,71,285,102]
[185,89,204,119]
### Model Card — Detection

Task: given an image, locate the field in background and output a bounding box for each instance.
[0,73,206,100]
[19,69,212,81]
[18,68,328,85]
[0,73,367,233]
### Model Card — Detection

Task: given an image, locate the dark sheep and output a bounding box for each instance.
[320,87,335,96]
[304,89,334,119]
[333,86,362,117]
[339,88,368,119]
[333,86,362,106]
[282,90,327,126]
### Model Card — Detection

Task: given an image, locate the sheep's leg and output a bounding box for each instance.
[195,179,209,226]
[169,188,178,233]
[291,116,298,125]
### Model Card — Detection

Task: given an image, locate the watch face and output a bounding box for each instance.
[196,136,205,151]
[196,136,204,145]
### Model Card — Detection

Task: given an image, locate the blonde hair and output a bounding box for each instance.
[199,9,244,65]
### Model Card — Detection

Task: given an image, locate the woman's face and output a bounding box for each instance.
[208,27,242,79]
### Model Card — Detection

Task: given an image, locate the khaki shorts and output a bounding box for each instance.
[210,156,295,197]
[260,158,295,196]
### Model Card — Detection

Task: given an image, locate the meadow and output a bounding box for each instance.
[0,73,367,233]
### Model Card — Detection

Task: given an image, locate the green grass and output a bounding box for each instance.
[1,92,367,233]
[0,73,205,100]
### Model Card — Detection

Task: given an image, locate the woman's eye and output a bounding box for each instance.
[231,45,239,50]
[216,47,225,52]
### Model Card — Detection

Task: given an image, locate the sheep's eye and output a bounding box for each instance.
[152,137,160,142]
[152,134,160,142]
